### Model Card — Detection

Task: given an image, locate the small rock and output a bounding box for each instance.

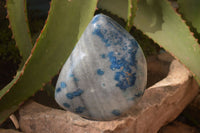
[159,121,198,133]
[19,60,199,133]
[55,14,147,120]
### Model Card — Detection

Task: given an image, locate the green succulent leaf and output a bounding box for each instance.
[134,0,200,84]
[98,0,200,84]
[6,0,32,64]
[126,0,138,31]
[0,0,32,98]
[98,0,138,31]
[98,0,137,31]
[0,0,97,124]
[98,0,128,21]
[177,0,200,34]
[135,0,164,33]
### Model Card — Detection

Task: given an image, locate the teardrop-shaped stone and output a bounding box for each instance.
[55,14,147,121]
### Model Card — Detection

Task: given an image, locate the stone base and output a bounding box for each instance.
[19,60,199,133]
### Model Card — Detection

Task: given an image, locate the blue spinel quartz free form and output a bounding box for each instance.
[55,14,147,121]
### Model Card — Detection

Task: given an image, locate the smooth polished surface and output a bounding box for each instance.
[55,14,147,121]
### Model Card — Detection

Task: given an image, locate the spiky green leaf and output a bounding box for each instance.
[98,0,137,31]
[177,0,200,33]
[98,0,128,20]
[134,0,200,84]
[98,0,200,84]
[0,0,97,123]
[126,0,137,31]
[0,0,32,98]
[6,0,32,63]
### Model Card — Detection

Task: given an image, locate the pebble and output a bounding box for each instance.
[55,14,147,121]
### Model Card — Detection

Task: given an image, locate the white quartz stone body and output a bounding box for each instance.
[55,14,147,121]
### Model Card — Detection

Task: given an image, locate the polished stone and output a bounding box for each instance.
[55,14,147,121]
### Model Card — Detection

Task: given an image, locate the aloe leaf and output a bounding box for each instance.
[98,0,128,20]
[0,0,32,98]
[126,0,137,31]
[6,0,32,64]
[98,0,200,84]
[134,0,200,84]
[0,72,21,98]
[98,0,137,31]
[0,0,97,124]
[177,0,200,34]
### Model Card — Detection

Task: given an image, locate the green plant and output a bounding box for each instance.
[0,0,200,124]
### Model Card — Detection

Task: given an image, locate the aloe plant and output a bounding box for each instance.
[0,0,98,123]
[0,0,200,124]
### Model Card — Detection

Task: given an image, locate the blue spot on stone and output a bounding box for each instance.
[66,93,74,99]
[93,25,106,43]
[122,46,127,50]
[101,54,106,59]
[105,43,111,47]
[56,88,61,93]
[108,52,121,70]
[130,39,139,48]
[113,35,123,46]
[116,73,136,91]
[69,73,79,83]
[108,52,115,61]
[70,73,75,77]
[114,72,121,81]
[128,91,143,101]
[73,89,84,96]
[129,54,137,66]
[102,83,105,87]
[60,82,67,88]
[93,22,125,48]
[66,89,84,99]
[116,80,128,91]
[63,103,70,108]
[97,69,104,76]
[92,15,100,24]
[135,92,143,97]
[73,77,79,82]
[93,22,126,47]
[107,50,137,91]
[112,110,121,116]
[75,106,86,113]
